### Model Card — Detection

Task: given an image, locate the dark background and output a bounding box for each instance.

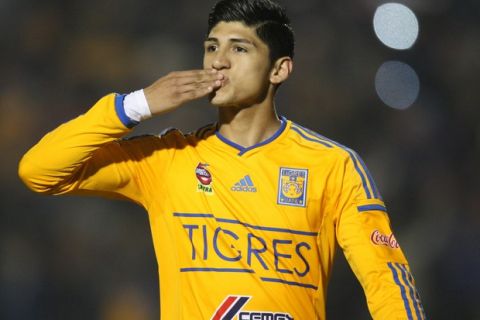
[1,0,479,319]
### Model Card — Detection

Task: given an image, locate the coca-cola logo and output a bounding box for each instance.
[370,230,400,249]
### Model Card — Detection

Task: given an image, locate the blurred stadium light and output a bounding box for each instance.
[373,2,419,50]
[373,2,420,109]
[375,60,420,109]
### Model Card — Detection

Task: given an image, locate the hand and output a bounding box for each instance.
[143,69,224,115]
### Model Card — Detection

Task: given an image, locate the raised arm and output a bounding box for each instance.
[18,69,223,203]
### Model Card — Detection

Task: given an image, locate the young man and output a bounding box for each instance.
[19,0,425,319]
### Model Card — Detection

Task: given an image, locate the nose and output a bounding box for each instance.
[211,50,230,70]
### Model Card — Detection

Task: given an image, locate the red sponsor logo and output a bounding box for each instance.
[211,295,250,320]
[370,230,400,249]
[211,295,293,320]
[195,163,212,185]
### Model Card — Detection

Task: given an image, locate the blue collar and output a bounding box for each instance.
[215,116,287,156]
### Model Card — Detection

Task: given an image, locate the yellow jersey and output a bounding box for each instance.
[19,94,425,319]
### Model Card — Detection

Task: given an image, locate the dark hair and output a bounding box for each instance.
[207,0,295,63]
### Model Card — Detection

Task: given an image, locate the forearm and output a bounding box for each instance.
[18,69,223,194]
[338,205,425,319]
[18,93,131,194]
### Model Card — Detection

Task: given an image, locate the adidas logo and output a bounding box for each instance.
[231,175,257,192]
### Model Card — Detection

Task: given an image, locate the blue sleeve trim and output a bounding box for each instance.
[388,262,414,320]
[398,263,426,320]
[357,204,387,212]
[114,93,139,128]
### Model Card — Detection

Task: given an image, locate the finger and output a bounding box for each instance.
[176,82,219,103]
[178,79,221,94]
[174,73,223,87]
[172,69,217,78]
[172,70,223,86]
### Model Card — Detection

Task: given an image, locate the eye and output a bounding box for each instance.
[233,46,248,53]
[205,44,218,52]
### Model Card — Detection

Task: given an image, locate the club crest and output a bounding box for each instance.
[277,167,308,207]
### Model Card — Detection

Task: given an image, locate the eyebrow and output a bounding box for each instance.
[205,37,255,46]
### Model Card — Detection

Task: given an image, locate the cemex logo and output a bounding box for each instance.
[211,295,293,320]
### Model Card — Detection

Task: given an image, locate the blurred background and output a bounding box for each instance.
[1,0,479,319]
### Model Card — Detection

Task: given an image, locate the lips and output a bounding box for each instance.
[211,74,229,96]
[219,74,229,87]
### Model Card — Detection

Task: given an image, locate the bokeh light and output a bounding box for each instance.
[375,60,420,109]
[373,3,419,50]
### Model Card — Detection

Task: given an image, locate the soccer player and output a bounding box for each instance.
[18,0,426,319]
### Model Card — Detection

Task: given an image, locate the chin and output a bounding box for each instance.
[209,91,235,107]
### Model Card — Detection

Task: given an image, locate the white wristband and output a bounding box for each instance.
[123,89,152,122]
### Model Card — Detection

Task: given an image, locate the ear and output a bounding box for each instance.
[270,57,293,85]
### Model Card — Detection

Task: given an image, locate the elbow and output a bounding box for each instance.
[18,156,56,194]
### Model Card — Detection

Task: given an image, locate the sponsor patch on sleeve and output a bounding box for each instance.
[370,229,400,249]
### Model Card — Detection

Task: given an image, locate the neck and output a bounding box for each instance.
[217,99,281,148]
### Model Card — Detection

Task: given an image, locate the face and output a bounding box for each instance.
[203,21,273,107]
